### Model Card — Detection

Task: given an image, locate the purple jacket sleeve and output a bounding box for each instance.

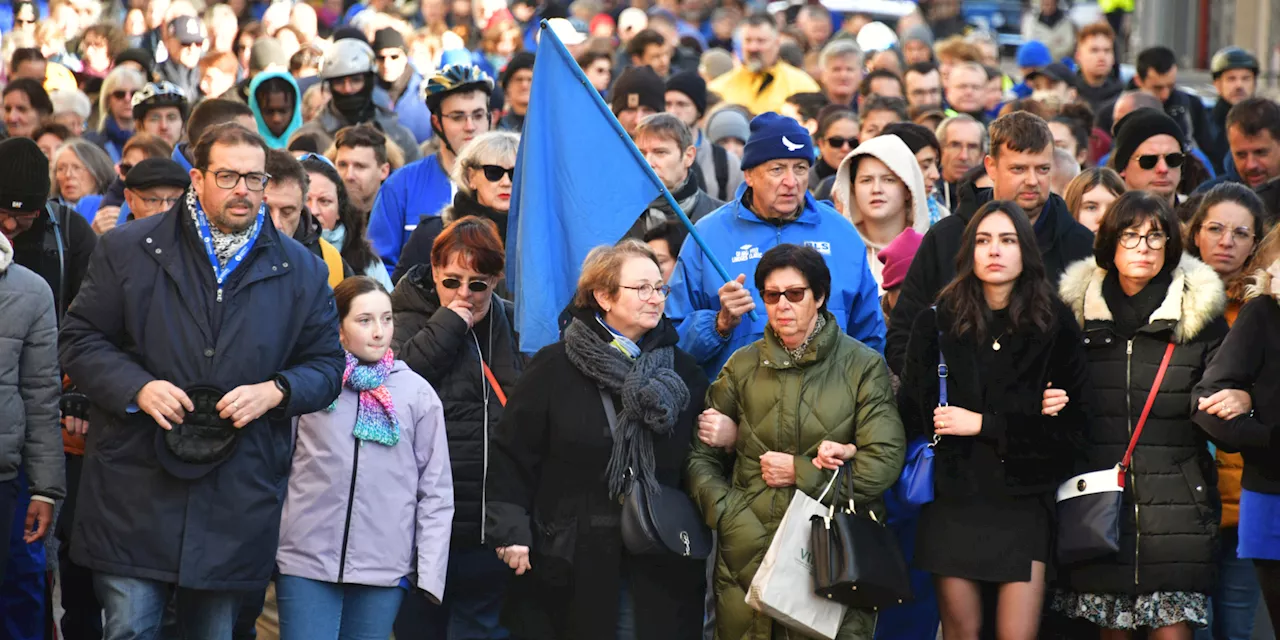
[412,381,454,603]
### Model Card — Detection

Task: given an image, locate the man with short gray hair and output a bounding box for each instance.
[935,113,988,209]
[818,39,863,109]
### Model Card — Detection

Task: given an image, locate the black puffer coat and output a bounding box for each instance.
[390,263,523,548]
[1057,255,1229,595]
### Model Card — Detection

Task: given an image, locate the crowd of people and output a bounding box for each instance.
[3,0,1280,639]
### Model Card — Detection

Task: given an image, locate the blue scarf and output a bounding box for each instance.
[595,313,641,359]
[101,116,133,148]
[322,223,347,251]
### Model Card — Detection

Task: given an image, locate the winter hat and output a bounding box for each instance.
[0,138,50,212]
[878,228,924,290]
[741,112,815,170]
[699,48,733,81]
[372,27,407,53]
[902,24,934,47]
[114,48,155,79]
[331,26,369,44]
[501,52,536,89]
[125,158,191,191]
[1110,108,1185,173]
[249,37,288,74]
[665,71,707,115]
[611,65,665,115]
[706,107,750,145]
[1016,40,1052,69]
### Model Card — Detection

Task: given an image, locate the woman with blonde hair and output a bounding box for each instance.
[86,66,146,162]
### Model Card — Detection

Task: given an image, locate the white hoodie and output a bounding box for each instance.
[832,134,932,289]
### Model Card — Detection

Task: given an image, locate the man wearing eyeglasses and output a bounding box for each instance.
[58,122,343,639]
[372,27,432,144]
[157,16,206,102]
[1112,109,1186,206]
[122,158,189,221]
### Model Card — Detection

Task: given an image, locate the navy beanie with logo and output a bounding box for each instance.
[740,112,815,171]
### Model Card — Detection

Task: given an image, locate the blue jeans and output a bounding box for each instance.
[1195,528,1262,640]
[398,546,509,639]
[275,575,404,640]
[94,573,241,640]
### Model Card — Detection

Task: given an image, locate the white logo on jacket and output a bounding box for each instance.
[732,244,764,263]
[805,241,831,255]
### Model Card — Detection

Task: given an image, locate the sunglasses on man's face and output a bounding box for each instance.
[1136,152,1185,170]
[481,165,514,182]
[442,278,491,292]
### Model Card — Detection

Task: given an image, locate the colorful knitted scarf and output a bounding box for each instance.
[339,349,400,446]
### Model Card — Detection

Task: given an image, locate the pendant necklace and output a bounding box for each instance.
[992,330,1008,351]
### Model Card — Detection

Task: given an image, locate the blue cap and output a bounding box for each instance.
[1016,40,1052,69]
[741,113,815,171]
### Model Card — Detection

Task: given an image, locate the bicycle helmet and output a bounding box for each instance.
[320,38,376,80]
[1211,46,1260,79]
[132,82,189,122]
[421,63,495,111]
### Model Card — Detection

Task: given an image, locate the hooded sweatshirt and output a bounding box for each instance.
[249,71,304,150]
[831,134,933,289]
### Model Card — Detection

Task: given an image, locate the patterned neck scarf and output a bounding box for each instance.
[338,349,400,446]
[782,313,826,363]
[188,189,255,267]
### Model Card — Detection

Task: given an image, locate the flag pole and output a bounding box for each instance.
[537,20,758,321]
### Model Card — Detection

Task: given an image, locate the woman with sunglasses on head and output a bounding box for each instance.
[897,201,1090,640]
[390,131,518,285]
[487,239,709,640]
[276,276,453,640]
[688,243,905,640]
[300,154,394,291]
[1050,191,1230,640]
[388,215,522,638]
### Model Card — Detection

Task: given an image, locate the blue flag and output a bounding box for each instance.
[507,22,665,354]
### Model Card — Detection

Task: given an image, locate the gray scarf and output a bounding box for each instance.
[563,319,690,500]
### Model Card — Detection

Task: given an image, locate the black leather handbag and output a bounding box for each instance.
[599,389,712,559]
[810,467,912,609]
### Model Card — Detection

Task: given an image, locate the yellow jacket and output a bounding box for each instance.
[708,61,820,116]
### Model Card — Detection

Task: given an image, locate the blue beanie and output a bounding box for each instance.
[1016,41,1052,68]
[740,113,814,171]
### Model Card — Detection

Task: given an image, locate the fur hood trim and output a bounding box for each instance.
[1058,254,1225,344]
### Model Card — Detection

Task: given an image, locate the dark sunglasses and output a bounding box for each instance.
[1136,152,1185,170]
[119,162,134,176]
[480,165,514,182]
[825,136,856,149]
[760,287,809,304]
[377,52,403,61]
[442,278,490,292]
[111,89,135,100]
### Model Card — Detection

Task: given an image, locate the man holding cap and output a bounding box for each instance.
[497,52,535,132]
[123,158,190,221]
[611,65,665,137]
[666,70,744,202]
[665,112,886,376]
[158,15,205,101]
[1111,108,1186,205]
[373,27,432,143]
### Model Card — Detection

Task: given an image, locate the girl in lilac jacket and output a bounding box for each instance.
[275,276,454,640]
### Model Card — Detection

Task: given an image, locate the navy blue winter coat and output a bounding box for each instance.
[58,202,344,590]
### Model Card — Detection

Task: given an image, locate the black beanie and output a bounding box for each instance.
[0,138,50,212]
[331,27,369,45]
[1111,108,1186,173]
[611,66,665,115]
[501,52,536,89]
[665,71,707,116]
[114,48,155,79]
[372,28,406,52]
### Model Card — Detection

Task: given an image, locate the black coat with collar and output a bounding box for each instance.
[11,202,96,317]
[485,306,709,640]
[390,263,523,548]
[1057,255,1229,595]
[58,202,344,590]
[886,182,1094,375]
[897,300,1092,497]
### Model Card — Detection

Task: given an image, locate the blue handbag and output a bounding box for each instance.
[897,324,946,506]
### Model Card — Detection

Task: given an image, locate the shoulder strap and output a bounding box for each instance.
[482,360,507,407]
[598,387,618,434]
[1119,343,1176,478]
[712,144,729,201]
[933,306,948,407]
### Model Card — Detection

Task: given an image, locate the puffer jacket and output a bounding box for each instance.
[1057,255,1228,595]
[688,310,906,640]
[0,234,66,501]
[389,264,522,548]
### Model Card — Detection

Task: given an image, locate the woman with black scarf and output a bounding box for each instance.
[1053,191,1230,639]
[486,240,708,640]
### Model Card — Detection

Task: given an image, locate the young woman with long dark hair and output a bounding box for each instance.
[898,200,1091,639]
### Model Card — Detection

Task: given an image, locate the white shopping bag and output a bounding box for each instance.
[745,474,846,639]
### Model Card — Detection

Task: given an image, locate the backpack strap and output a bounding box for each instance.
[712,143,730,201]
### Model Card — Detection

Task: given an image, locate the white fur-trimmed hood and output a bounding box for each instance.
[1058,254,1225,344]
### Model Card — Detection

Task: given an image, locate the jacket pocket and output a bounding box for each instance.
[1178,457,1215,525]
[532,516,577,587]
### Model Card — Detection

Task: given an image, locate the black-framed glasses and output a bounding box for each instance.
[1119,230,1168,250]
[1202,222,1255,243]
[138,195,182,208]
[620,283,671,301]
[203,169,271,191]
[480,165,514,182]
[825,136,855,149]
[761,287,809,304]
[442,109,488,125]
[1136,152,1185,170]
[442,277,491,292]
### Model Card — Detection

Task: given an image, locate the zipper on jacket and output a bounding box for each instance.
[1125,339,1141,586]
[338,438,360,583]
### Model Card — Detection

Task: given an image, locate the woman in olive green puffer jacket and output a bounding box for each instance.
[687,247,906,640]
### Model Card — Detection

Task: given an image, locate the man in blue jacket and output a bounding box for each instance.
[58,123,344,638]
[666,112,885,378]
